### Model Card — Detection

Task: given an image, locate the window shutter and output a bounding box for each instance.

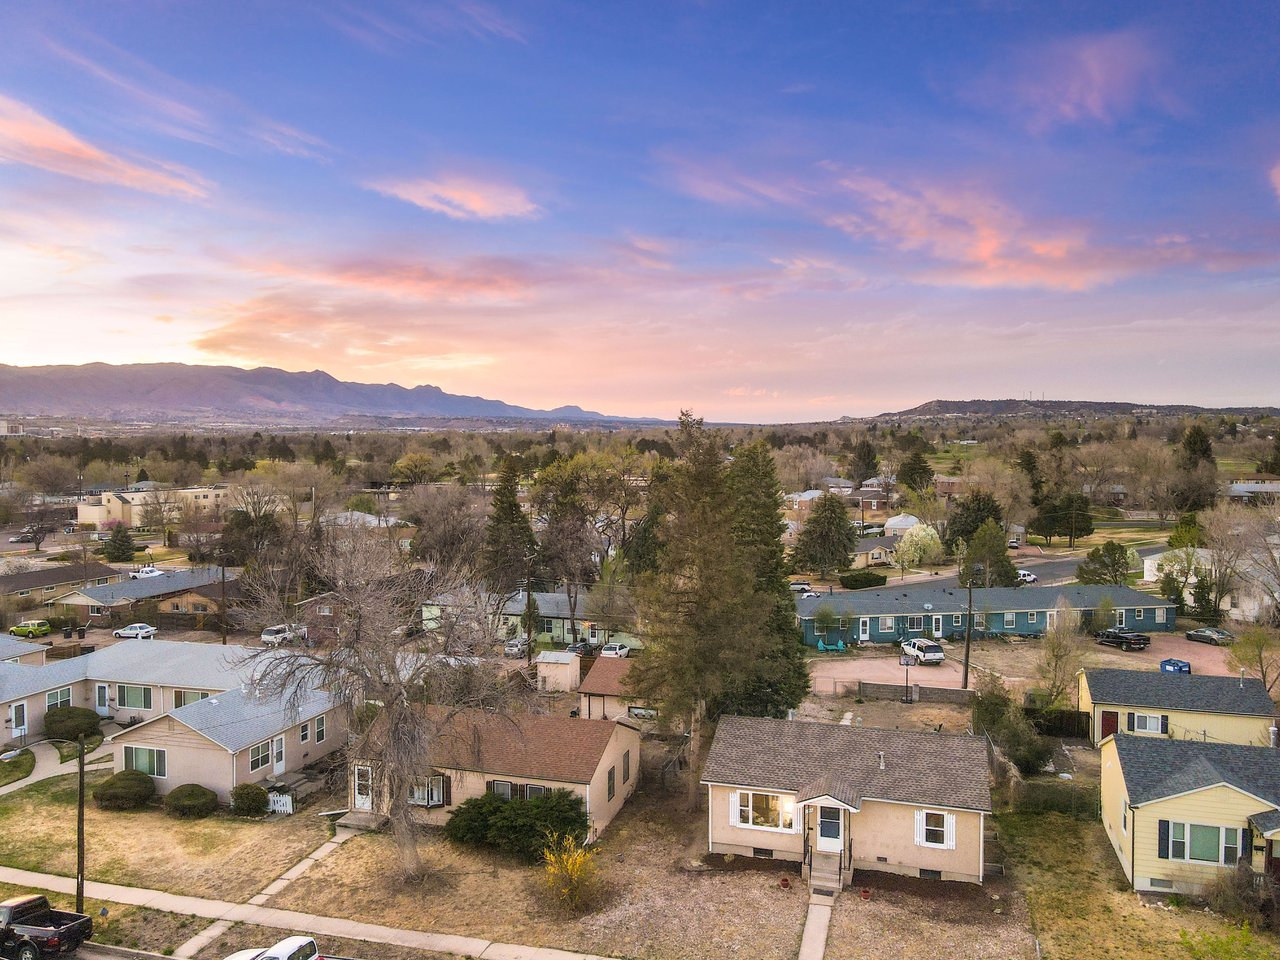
[443,775,452,807]
[1160,715,1169,735]
[516,784,526,801]
[1126,712,1135,732]
[486,780,494,795]
[729,791,739,826]
[913,809,925,846]
[944,813,956,850]
[1157,819,1169,859]
[1241,828,1253,864]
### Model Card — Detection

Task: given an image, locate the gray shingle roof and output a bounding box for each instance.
[500,591,575,619]
[1085,668,1276,717]
[1113,734,1280,809]
[69,567,228,605]
[1251,809,1280,836]
[0,637,45,661]
[158,685,335,753]
[853,536,897,555]
[0,638,260,703]
[701,716,991,812]
[0,562,119,596]
[795,584,1173,619]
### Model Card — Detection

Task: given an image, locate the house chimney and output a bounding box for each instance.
[1270,726,1278,749]
[877,751,885,771]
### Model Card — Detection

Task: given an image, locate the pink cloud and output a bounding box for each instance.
[325,1,525,52]
[0,94,208,197]
[966,29,1183,132]
[1271,161,1280,202]
[368,174,541,220]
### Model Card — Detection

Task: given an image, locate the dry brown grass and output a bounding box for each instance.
[271,787,807,960]
[798,694,972,733]
[826,872,1035,960]
[0,772,331,901]
[194,923,458,960]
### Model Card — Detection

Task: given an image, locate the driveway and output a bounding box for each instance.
[809,648,967,695]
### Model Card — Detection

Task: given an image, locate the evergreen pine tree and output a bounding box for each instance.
[897,451,935,493]
[958,519,1018,588]
[793,493,857,577]
[103,525,137,562]
[482,457,537,593]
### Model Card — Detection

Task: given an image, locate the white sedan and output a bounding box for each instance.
[600,642,630,658]
[113,623,157,639]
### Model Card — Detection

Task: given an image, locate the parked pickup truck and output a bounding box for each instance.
[225,936,358,960]
[1093,628,1151,652]
[0,895,92,960]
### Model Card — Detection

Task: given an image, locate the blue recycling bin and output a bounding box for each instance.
[1160,658,1191,674]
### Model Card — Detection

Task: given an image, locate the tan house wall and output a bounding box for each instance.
[230,709,345,796]
[585,724,641,835]
[580,692,631,721]
[1100,738,1133,883]
[707,784,805,861]
[3,680,225,745]
[109,716,234,800]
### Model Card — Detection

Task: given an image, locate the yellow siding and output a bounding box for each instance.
[1099,738,1132,883]
[1132,784,1270,894]
[1089,702,1274,747]
[1078,672,1093,717]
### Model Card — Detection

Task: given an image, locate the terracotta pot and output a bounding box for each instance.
[859,888,871,900]
[780,877,791,889]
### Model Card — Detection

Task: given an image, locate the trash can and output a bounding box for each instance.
[62,626,73,639]
[1160,658,1191,674]
[77,626,86,639]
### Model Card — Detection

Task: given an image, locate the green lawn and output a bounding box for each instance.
[56,736,105,764]
[1000,812,1278,960]
[0,750,35,787]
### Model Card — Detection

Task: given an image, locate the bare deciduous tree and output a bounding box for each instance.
[240,527,525,879]
[1036,598,1088,708]
[1200,503,1256,615]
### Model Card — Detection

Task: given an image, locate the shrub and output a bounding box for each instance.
[445,789,589,861]
[838,569,887,590]
[93,769,156,810]
[539,832,603,915]
[44,707,101,743]
[1001,703,1054,778]
[165,783,218,819]
[443,792,507,847]
[1181,924,1276,959]
[971,671,1013,737]
[230,782,269,817]
[1202,863,1278,933]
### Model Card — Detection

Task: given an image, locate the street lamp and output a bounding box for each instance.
[2,735,87,911]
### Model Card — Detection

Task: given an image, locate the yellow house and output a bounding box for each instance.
[1101,733,1280,893]
[701,716,991,892]
[1079,668,1277,747]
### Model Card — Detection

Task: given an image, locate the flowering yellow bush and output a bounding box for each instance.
[541,832,602,914]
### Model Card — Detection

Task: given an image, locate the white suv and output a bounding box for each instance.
[1017,569,1038,583]
[900,638,945,665]
[261,624,308,646]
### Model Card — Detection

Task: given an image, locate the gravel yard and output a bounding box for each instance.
[798,693,972,733]
[271,787,808,960]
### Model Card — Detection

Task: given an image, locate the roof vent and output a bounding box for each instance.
[877,751,885,771]
[1241,668,1246,689]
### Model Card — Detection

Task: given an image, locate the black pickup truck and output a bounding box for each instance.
[0,895,92,960]
[1093,627,1152,652]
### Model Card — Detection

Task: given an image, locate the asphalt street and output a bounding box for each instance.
[924,545,1167,590]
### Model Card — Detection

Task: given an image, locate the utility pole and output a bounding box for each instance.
[963,573,974,690]
[220,560,227,646]
[75,733,85,913]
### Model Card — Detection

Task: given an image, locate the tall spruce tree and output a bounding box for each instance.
[482,457,537,593]
[718,441,810,718]
[794,493,857,577]
[897,451,935,493]
[627,414,768,808]
[958,518,1019,588]
[945,491,1004,552]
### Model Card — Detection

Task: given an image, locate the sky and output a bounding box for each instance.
[1,1,1278,423]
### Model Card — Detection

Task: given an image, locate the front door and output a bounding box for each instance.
[1100,710,1119,741]
[932,615,943,636]
[859,618,870,644]
[353,764,373,811]
[95,684,110,717]
[817,806,843,853]
[8,702,26,739]
[272,736,286,775]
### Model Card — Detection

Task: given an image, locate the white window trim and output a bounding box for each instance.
[914,809,956,849]
[1132,713,1163,734]
[1028,611,1038,623]
[878,616,894,632]
[1155,607,1167,623]
[952,614,962,627]
[124,745,167,779]
[45,687,72,710]
[315,714,326,742]
[409,774,444,807]
[907,615,924,631]
[249,740,272,772]
[1167,821,1240,866]
[300,721,310,743]
[731,790,798,834]
[117,684,153,711]
[491,779,513,800]
[1004,612,1016,629]
[1135,608,1144,620]
[525,783,547,799]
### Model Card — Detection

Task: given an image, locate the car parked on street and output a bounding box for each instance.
[260,624,307,646]
[1093,627,1151,651]
[600,642,630,658]
[0,894,93,960]
[1016,569,1038,583]
[1185,627,1235,646]
[7,621,51,639]
[112,623,157,640]
[900,637,946,665]
[565,640,602,657]
[7,534,34,544]
[128,566,164,579]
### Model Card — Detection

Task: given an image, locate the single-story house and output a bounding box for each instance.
[347,708,641,840]
[50,567,228,623]
[883,514,920,536]
[533,650,582,692]
[821,478,855,496]
[108,686,343,803]
[498,590,638,648]
[1101,733,1280,893]
[1142,548,1278,624]
[0,637,46,666]
[794,584,1177,647]
[852,488,888,511]
[850,536,896,569]
[702,716,991,888]
[1079,669,1277,748]
[577,657,657,723]
[0,562,121,609]
[156,578,246,616]
[0,638,260,746]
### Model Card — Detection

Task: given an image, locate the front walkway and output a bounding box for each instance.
[0,742,63,797]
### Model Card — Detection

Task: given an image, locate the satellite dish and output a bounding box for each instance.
[923,603,933,610]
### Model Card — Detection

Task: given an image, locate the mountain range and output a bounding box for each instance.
[871,398,1280,420]
[0,363,633,424]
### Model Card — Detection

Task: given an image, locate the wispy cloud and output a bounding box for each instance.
[1270,161,1280,202]
[367,174,541,220]
[324,0,525,52]
[0,94,208,198]
[964,28,1183,132]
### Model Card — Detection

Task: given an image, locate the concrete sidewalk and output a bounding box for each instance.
[0,865,618,960]
[0,742,64,797]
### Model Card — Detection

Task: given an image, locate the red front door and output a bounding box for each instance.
[1100,711,1119,741]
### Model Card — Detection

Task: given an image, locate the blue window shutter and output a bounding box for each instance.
[1126,712,1135,732]
[1157,819,1169,859]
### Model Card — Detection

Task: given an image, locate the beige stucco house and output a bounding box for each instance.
[346,708,641,841]
[577,657,657,723]
[0,637,46,666]
[1101,733,1280,893]
[1080,669,1277,747]
[701,716,991,890]
[107,687,343,803]
[76,485,241,530]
